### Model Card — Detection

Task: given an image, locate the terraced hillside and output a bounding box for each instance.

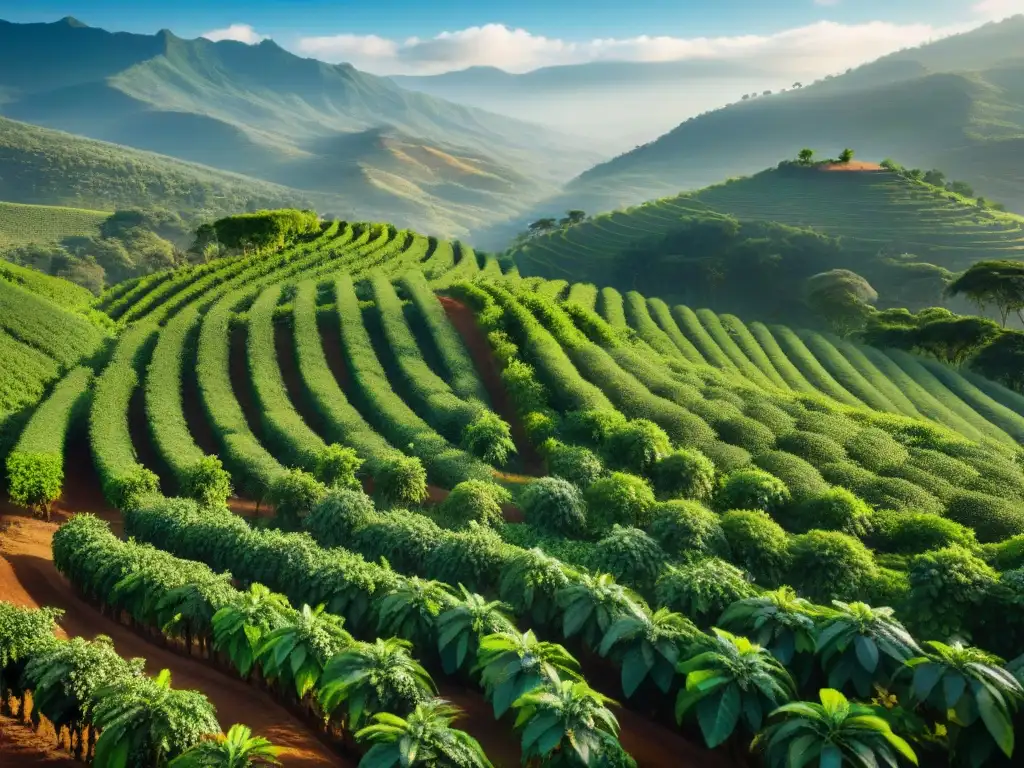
[510,165,1024,291]
[0,200,108,248]
[6,216,1024,767]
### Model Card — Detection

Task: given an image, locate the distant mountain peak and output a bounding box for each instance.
[57,16,88,28]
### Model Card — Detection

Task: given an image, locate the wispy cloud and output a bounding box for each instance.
[201,23,267,44]
[295,20,950,76]
[972,0,1024,19]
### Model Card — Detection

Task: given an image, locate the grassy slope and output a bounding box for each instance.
[510,166,1024,286]
[0,200,108,248]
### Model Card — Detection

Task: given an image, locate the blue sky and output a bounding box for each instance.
[0,0,1018,74]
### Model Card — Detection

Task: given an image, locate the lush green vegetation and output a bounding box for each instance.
[0,200,107,249]
[6,206,1024,768]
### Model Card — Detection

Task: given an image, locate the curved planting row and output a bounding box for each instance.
[332,274,491,488]
[122,498,633,766]
[5,366,92,518]
[0,601,238,766]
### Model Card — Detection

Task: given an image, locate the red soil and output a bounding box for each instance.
[817,161,884,172]
[0,713,79,767]
[0,509,350,768]
[318,314,351,389]
[438,296,544,476]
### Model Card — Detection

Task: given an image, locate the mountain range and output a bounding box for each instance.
[0,17,602,236]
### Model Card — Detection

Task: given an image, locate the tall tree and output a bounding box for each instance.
[946,260,1024,327]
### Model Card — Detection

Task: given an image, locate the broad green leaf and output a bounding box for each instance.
[976,685,1014,757]
[697,683,741,748]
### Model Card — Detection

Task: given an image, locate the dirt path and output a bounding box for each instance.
[0,508,349,768]
[0,714,79,767]
[438,296,544,476]
[818,161,884,172]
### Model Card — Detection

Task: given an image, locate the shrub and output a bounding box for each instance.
[355,510,443,572]
[437,480,511,529]
[374,453,428,506]
[866,510,977,555]
[700,440,752,473]
[6,453,63,518]
[603,418,671,475]
[881,463,955,502]
[652,449,715,501]
[425,524,511,594]
[906,545,999,640]
[542,439,604,488]
[655,558,756,628]
[268,468,326,526]
[487,330,518,365]
[945,491,1024,543]
[787,531,878,603]
[844,427,909,472]
[713,415,777,454]
[315,444,363,490]
[777,431,847,464]
[646,500,729,561]
[720,510,791,587]
[753,451,829,503]
[462,411,516,466]
[587,525,667,595]
[562,408,628,448]
[304,488,378,547]
[585,472,657,534]
[715,468,791,514]
[520,476,587,537]
[743,399,796,435]
[796,410,860,443]
[986,534,1024,571]
[182,455,233,509]
[522,411,558,443]
[112,465,161,512]
[500,359,548,413]
[784,487,873,537]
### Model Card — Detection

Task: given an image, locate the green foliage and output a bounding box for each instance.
[720,510,791,587]
[315,444,363,490]
[646,499,729,561]
[598,607,699,696]
[213,209,319,252]
[804,268,877,336]
[562,408,628,449]
[169,724,283,768]
[945,491,1024,543]
[556,573,645,651]
[6,452,63,518]
[947,259,1024,327]
[511,675,622,767]
[787,531,879,604]
[182,455,233,509]
[906,545,999,641]
[475,630,582,718]
[302,488,378,549]
[462,411,516,466]
[497,547,574,630]
[520,476,588,537]
[651,448,716,501]
[753,451,829,504]
[436,588,516,675]
[588,526,667,596]
[866,510,977,555]
[602,418,671,475]
[903,641,1024,764]
[676,629,796,748]
[318,637,435,729]
[375,453,429,507]
[845,427,910,472]
[719,588,820,666]
[267,469,326,527]
[713,414,777,455]
[542,438,604,488]
[815,601,921,698]
[655,559,756,628]
[752,688,917,768]
[437,480,511,530]
[777,430,848,464]
[356,699,493,768]
[715,468,791,514]
[785,487,874,537]
[585,472,657,533]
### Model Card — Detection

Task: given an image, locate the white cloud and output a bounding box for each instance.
[295,20,951,76]
[202,23,267,44]
[972,0,1024,19]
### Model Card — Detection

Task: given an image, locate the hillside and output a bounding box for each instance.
[0,115,319,217]
[0,200,108,249]
[532,15,1024,222]
[0,17,602,236]
[508,163,1024,315]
